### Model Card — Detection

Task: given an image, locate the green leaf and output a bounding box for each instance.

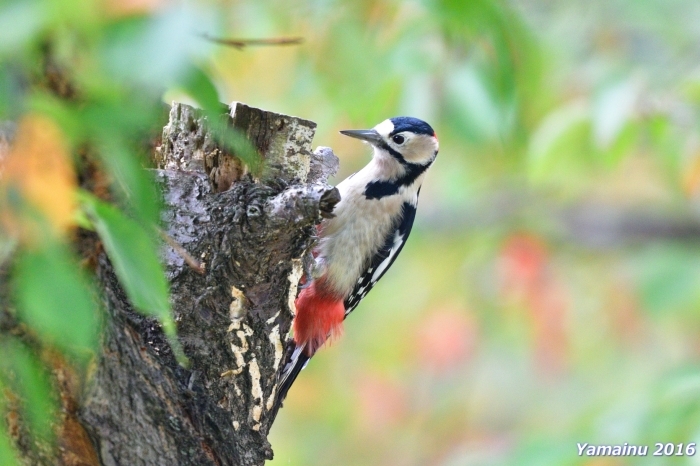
[84,196,168,317]
[13,243,98,358]
[0,429,18,466]
[0,231,16,269]
[0,1,46,55]
[179,66,221,115]
[82,194,186,365]
[0,341,57,444]
[592,79,639,150]
[527,100,590,181]
[99,9,196,90]
[211,120,263,177]
[0,65,24,120]
[0,377,19,466]
[445,63,503,143]
[29,92,163,225]
[27,92,84,147]
[97,137,161,225]
[635,246,700,315]
[176,67,263,175]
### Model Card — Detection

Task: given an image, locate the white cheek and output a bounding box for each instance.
[404,138,436,163]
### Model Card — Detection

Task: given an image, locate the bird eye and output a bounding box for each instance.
[392,134,405,144]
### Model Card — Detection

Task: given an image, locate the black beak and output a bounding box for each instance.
[339,129,383,145]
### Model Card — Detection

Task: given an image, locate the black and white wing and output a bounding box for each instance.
[275,198,420,414]
[344,201,418,316]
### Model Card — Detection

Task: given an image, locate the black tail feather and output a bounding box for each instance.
[271,343,311,419]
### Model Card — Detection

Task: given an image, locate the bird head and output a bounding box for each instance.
[340,117,439,166]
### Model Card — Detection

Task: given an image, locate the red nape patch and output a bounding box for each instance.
[293,279,345,355]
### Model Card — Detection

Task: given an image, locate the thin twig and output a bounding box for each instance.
[157,228,205,274]
[200,34,303,50]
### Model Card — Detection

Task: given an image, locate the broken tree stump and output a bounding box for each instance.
[79,102,339,466]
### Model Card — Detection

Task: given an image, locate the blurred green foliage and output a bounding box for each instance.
[2,0,700,464]
[0,0,229,459]
[214,0,700,465]
[13,243,98,358]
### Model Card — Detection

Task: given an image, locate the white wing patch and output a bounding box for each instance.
[279,344,305,388]
[371,231,403,283]
[343,200,418,317]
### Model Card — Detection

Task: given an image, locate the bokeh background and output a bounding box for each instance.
[214,1,700,465]
[3,0,700,464]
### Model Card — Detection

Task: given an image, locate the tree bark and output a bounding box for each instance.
[78,102,338,466]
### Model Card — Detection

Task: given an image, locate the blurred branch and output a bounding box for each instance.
[200,34,304,50]
[560,204,700,247]
[157,228,204,274]
[422,191,700,248]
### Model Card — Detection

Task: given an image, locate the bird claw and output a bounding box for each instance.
[298,252,325,290]
[298,280,312,290]
[308,257,326,280]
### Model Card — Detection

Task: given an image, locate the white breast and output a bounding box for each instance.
[316,157,422,297]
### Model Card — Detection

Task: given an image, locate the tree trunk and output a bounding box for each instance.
[74,102,337,465]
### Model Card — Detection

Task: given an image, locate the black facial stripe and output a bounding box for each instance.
[377,139,437,167]
[377,140,408,165]
[364,160,431,200]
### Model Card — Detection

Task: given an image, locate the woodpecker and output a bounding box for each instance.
[274,116,439,411]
